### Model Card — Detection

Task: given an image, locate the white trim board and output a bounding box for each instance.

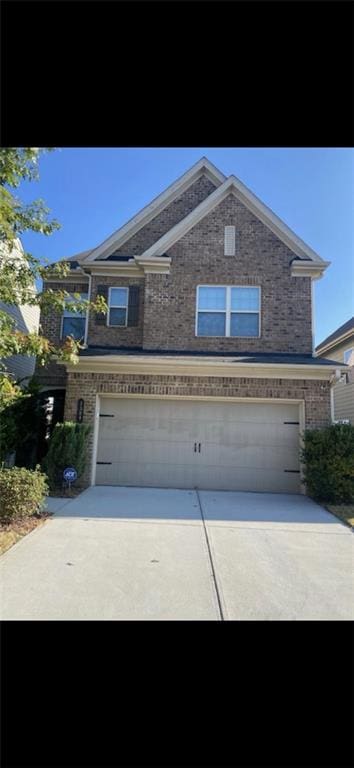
[65,355,346,380]
[84,158,226,262]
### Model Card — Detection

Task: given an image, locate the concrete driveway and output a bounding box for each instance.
[0,487,352,620]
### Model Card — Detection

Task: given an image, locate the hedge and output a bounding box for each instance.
[0,466,49,521]
[42,421,91,491]
[301,423,354,503]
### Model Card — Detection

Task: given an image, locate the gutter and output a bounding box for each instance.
[63,354,349,381]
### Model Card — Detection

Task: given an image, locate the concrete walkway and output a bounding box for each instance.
[0,487,352,620]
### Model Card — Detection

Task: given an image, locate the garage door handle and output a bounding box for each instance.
[194,442,197,452]
[198,443,201,453]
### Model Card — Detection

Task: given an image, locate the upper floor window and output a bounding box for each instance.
[196,285,260,337]
[344,347,354,365]
[108,287,129,326]
[61,293,88,340]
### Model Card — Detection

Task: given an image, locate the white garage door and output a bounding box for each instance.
[95,398,301,493]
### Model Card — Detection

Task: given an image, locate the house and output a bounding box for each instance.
[37,157,346,493]
[0,238,40,385]
[315,317,354,424]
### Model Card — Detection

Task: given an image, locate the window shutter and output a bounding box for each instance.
[127,286,140,326]
[95,284,109,325]
[224,225,236,256]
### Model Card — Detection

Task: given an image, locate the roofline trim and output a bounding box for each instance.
[141,175,326,264]
[64,354,347,380]
[315,327,354,355]
[83,158,226,262]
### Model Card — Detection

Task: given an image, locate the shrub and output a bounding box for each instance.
[42,421,91,491]
[0,376,48,468]
[301,424,354,503]
[0,466,49,520]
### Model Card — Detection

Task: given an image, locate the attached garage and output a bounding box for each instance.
[95,397,302,493]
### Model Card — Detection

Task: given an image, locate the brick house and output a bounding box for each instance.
[38,157,346,493]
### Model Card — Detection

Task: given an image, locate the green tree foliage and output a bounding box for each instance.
[301,423,354,503]
[0,378,48,466]
[0,148,107,372]
[0,148,106,461]
[42,422,91,490]
[0,466,48,520]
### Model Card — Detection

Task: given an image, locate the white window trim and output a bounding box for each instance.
[107,286,129,327]
[195,285,261,338]
[60,293,88,341]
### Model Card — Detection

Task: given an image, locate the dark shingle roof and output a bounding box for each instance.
[316,317,354,352]
[78,346,343,366]
[64,249,93,263]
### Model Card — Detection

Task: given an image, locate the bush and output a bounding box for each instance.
[0,376,48,468]
[301,424,354,503]
[42,421,91,491]
[0,466,49,520]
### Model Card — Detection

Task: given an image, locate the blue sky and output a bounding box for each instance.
[19,147,353,346]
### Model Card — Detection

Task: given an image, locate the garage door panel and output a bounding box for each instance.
[200,444,299,471]
[193,466,300,493]
[99,417,198,442]
[96,398,301,492]
[201,422,299,448]
[97,437,197,465]
[96,461,198,489]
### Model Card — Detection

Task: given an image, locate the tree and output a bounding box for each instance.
[0,148,107,385]
[0,148,107,368]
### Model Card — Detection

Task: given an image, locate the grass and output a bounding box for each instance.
[0,512,52,556]
[325,503,354,529]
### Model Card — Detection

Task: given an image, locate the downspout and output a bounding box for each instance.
[329,369,342,423]
[311,278,315,355]
[82,270,92,347]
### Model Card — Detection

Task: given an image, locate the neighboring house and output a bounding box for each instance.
[0,238,40,384]
[315,317,354,424]
[38,157,346,493]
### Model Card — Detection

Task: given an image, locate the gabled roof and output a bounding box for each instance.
[140,174,327,264]
[65,249,93,262]
[83,157,226,262]
[316,317,354,354]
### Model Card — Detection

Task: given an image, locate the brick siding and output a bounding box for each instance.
[88,275,145,347]
[111,175,217,257]
[143,194,313,353]
[39,281,89,347]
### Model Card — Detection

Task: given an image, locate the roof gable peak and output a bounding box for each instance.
[140,173,327,266]
[83,157,226,262]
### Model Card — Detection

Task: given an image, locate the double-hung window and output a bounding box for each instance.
[61,294,88,340]
[108,287,129,326]
[196,285,260,337]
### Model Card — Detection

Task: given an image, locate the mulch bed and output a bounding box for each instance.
[0,511,53,556]
[48,487,85,499]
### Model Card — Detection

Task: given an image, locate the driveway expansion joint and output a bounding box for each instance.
[195,488,224,621]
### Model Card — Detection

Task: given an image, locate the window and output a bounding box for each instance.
[196,285,260,337]
[344,348,354,365]
[108,287,129,326]
[61,294,88,340]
